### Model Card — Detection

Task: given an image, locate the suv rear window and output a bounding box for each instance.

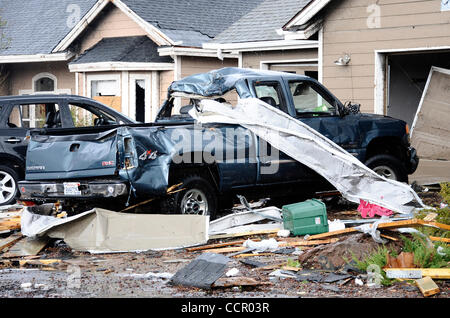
[8,103,61,128]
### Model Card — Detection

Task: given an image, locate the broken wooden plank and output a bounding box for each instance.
[385,268,450,280]
[281,266,303,272]
[204,238,337,254]
[429,236,450,243]
[0,217,21,232]
[186,239,261,252]
[423,213,438,222]
[252,263,287,271]
[213,276,272,288]
[416,276,440,297]
[0,233,23,252]
[307,219,450,240]
[380,234,398,241]
[208,229,281,240]
[233,253,273,258]
[2,237,49,258]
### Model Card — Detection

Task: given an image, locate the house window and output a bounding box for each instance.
[33,73,57,92]
[91,80,119,96]
[34,77,55,92]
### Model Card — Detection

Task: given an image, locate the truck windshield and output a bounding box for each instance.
[289,81,336,116]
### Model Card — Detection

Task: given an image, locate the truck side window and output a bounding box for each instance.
[289,81,335,115]
[254,81,287,113]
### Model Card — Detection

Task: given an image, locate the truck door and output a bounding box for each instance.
[248,79,315,185]
[287,79,362,156]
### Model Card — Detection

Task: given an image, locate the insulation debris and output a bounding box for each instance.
[190,98,426,214]
[20,207,209,253]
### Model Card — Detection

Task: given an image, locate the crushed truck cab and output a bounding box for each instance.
[18,68,419,217]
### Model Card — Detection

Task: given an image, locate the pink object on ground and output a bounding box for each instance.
[358,200,394,218]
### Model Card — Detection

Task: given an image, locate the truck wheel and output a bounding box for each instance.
[0,165,19,206]
[171,175,218,219]
[365,154,408,183]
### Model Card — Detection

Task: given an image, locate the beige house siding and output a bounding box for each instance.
[8,61,75,96]
[321,0,450,113]
[160,70,174,105]
[242,49,318,70]
[77,3,147,53]
[180,56,237,79]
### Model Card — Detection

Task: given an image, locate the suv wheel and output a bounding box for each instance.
[365,154,408,183]
[0,165,19,206]
[162,174,218,219]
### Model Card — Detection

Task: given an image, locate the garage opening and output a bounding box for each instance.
[386,50,450,126]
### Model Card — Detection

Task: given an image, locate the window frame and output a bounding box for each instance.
[252,80,289,114]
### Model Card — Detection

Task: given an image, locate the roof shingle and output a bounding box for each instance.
[211,0,313,44]
[70,36,173,64]
[0,0,97,55]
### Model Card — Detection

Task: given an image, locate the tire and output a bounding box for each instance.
[162,174,218,219]
[365,154,408,183]
[0,165,19,206]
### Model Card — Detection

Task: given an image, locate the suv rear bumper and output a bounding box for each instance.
[18,180,128,200]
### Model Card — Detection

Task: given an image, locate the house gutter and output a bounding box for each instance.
[202,39,318,54]
[0,52,75,64]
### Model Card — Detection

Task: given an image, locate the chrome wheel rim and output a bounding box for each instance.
[373,165,396,180]
[0,171,16,204]
[180,189,208,215]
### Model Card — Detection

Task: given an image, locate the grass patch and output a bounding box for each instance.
[349,246,397,286]
[286,258,301,268]
[401,234,449,268]
[415,182,450,238]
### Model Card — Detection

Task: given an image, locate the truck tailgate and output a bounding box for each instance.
[26,129,119,180]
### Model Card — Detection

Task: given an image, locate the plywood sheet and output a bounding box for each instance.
[411,67,450,160]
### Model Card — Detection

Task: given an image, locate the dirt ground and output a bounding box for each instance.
[0,190,448,299]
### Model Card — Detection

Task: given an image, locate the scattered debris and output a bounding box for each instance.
[2,237,49,258]
[170,253,230,290]
[213,277,271,288]
[21,207,209,253]
[282,199,329,236]
[415,276,440,297]
[225,268,240,277]
[385,252,416,269]
[385,268,450,280]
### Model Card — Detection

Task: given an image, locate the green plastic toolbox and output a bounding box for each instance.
[282,199,328,236]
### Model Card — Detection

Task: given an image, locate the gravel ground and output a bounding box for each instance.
[0,191,448,299]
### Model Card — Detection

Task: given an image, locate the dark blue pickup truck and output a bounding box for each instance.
[17,68,419,217]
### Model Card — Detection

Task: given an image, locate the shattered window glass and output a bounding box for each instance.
[289,81,335,115]
[69,104,116,127]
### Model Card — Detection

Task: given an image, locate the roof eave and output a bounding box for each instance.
[202,39,319,53]
[158,46,239,58]
[283,0,331,30]
[68,61,174,72]
[52,0,176,54]
[0,52,74,64]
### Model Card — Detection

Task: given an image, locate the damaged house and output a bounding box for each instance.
[0,0,264,122]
